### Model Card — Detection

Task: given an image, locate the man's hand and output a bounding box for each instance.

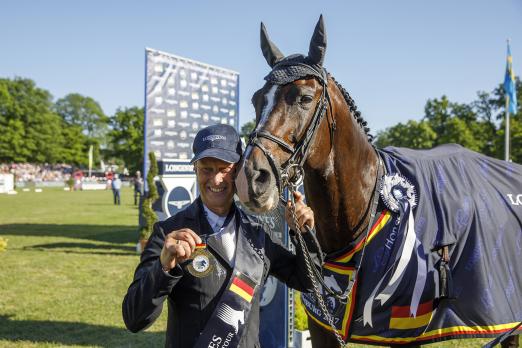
[160,228,202,272]
[285,191,314,233]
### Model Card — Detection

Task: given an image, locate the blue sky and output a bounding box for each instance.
[1,1,521,133]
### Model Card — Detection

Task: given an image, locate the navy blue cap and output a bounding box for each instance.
[190,124,242,164]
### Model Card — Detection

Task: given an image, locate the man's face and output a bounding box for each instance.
[195,157,237,216]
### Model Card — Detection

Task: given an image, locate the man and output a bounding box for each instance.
[111,173,122,205]
[122,124,320,348]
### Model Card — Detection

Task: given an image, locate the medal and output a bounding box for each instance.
[187,242,215,278]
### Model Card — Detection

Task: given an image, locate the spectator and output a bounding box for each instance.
[112,174,122,205]
[0,163,73,184]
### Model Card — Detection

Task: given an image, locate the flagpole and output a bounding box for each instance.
[505,96,510,161]
[88,145,93,178]
[504,38,512,162]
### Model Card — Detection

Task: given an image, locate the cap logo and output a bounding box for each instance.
[202,135,226,142]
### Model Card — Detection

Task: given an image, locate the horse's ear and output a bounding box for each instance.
[260,22,284,67]
[308,14,327,66]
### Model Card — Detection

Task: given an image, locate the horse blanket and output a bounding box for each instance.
[302,144,522,345]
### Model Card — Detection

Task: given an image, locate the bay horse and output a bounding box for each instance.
[236,16,522,348]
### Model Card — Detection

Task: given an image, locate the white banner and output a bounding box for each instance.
[0,174,14,193]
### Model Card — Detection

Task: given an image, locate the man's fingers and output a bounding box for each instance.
[284,192,314,231]
[293,190,303,202]
[184,229,202,245]
[162,229,202,270]
[169,240,190,262]
[295,206,314,231]
[164,243,184,261]
[168,228,202,251]
[298,214,313,230]
[178,233,196,252]
[164,234,189,259]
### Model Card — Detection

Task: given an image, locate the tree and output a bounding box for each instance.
[107,106,144,174]
[57,123,89,166]
[55,93,109,140]
[437,117,481,151]
[470,78,521,161]
[240,120,256,141]
[375,120,437,149]
[0,77,64,163]
[0,117,26,162]
[497,115,522,163]
[509,116,522,163]
[470,91,499,157]
[375,77,522,164]
[424,96,452,138]
[487,77,521,121]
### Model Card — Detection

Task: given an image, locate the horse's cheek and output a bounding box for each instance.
[235,167,251,203]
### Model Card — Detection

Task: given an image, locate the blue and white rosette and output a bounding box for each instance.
[363,174,427,327]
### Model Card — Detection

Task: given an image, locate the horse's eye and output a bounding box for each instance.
[299,95,314,104]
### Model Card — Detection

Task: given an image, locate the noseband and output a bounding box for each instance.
[247,73,333,202]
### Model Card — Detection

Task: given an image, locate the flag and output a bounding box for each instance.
[389,300,433,330]
[504,42,517,114]
[88,145,93,174]
[229,273,256,303]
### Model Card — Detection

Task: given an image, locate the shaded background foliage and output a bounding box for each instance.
[375,78,521,163]
[0,76,520,170]
[106,106,144,175]
[0,77,144,172]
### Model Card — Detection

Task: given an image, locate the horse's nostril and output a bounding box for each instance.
[255,169,270,186]
[251,168,271,195]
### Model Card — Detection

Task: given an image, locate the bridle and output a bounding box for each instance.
[247,69,333,202]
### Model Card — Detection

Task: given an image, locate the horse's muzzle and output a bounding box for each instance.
[235,153,279,213]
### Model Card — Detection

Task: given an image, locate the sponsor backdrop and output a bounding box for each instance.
[145,48,239,165]
[144,48,293,346]
[144,47,240,218]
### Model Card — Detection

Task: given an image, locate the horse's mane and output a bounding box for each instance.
[329,74,374,143]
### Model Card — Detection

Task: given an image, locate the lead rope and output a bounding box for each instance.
[289,193,347,348]
[287,155,383,348]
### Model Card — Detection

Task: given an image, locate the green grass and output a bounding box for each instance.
[0,188,517,347]
[0,187,166,347]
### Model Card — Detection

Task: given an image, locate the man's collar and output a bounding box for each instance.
[201,201,236,233]
[203,204,226,231]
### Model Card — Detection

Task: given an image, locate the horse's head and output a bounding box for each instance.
[236,16,332,213]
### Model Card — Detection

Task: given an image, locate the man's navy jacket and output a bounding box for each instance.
[123,197,317,348]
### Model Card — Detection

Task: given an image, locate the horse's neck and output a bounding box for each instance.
[304,86,378,254]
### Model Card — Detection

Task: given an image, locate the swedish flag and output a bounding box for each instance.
[504,42,517,114]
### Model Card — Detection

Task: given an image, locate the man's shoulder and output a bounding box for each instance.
[158,199,199,230]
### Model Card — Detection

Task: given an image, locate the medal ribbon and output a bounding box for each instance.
[194,209,265,348]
